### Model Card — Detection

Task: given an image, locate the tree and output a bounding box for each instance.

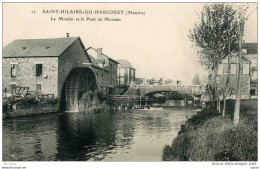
[232,3,256,125]
[189,3,240,113]
[192,73,201,85]
[221,5,238,117]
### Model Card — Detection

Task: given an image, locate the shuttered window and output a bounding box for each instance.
[243,64,249,75]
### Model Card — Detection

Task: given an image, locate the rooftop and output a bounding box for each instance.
[3,37,79,57]
[243,43,258,55]
[116,59,135,69]
[86,47,119,64]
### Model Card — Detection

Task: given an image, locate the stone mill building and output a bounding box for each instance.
[3,35,119,111]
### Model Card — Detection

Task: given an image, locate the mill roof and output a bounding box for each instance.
[3,37,80,57]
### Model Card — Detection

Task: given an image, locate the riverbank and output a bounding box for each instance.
[3,97,60,119]
[162,99,258,161]
[3,96,110,119]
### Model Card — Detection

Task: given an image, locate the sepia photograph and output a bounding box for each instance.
[1,2,258,168]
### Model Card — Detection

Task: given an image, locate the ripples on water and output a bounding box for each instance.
[2,108,197,161]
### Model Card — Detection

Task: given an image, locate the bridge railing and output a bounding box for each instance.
[129,84,201,87]
[126,84,202,95]
[107,95,154,102]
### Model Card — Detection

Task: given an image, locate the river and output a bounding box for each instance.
[2,108,198,161]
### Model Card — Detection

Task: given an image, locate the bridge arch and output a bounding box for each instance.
[144,90,195,100]
[60,67,97,112]
[125,85,201,97]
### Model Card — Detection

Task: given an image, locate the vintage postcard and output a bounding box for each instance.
[1,2,258,168]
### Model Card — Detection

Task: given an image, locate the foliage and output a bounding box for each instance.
[189,3,240,70]
[20,95,38,105]
[45,97,59,104]
[192,73,201,85]
[165,92,193,100]
[92,90,100,107]
[162,100,258,161]
[79,90,94,111]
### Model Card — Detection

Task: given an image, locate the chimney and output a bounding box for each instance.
[97,48,102,59]
[66,33,70,37]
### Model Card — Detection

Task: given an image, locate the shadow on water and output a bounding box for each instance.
[55,110,136,161]
[2,113,60,161]
[3,108,196,161]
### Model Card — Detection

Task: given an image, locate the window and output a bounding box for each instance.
[131,69,134,76]
[242,49,247,54]
[120,77,125,85]
[243,64,249,75]
[223,64,228,74]
[119,68,125,76]
[36,64,43,77]
[251,67,257,80]
[218,64,224,75]
[11,84,16,93]
[11,64,18,77]
[231,64,237,74]
[231,56,238,63]
[250,89,256,96]
[111,75,113,84]
[36,84,41,92]
[96,73,99,81]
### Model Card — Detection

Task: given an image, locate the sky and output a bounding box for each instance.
[3,3,257,85]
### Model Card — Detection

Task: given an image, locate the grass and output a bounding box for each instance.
[162,99,258,161]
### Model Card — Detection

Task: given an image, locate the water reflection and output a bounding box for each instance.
[3,114,59,161]
[3,108,197,161]
[56,110,135,161]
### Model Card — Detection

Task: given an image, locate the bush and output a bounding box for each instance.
[163,100,258,161]
[45,97,59,104]
[179,106,218,134]
[20,95,38,105]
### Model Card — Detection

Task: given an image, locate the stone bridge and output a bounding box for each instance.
[124,85,202,96]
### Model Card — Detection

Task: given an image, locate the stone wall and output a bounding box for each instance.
[58,39,92,97]
[3,57,58,96]
[108,60,118,87]
[92,67,111,95]
[3,102,59,119]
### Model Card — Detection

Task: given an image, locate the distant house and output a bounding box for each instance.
[116,59,136,86]
[214,53,251,99]
[135,77,145,85]
[242,43,257,96]
[86,47,119,95]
